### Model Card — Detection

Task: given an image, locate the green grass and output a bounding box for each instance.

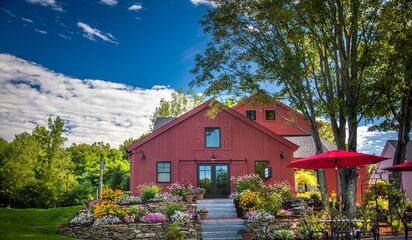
[0,205,82,240]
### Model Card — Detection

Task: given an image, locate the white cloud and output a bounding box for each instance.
[190,0,216,6]
[1,8,16,18]
[99,0,118,6]
[356,125,403,155]
[21,17,34,23]
[77,22,118,44]
[25,0,63,11]
[128,4,143,11]
[34,29,47,34]
[0,54,174,147]
[58,33,71,40]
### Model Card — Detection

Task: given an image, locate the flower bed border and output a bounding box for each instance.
[60,220,201,239]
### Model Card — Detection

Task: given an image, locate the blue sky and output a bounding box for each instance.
[0,0,211,89]
[0,0,405,154]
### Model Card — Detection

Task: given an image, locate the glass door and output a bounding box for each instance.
[198,164,230,198]
[198,165,212,196]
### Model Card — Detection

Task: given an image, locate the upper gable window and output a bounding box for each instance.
[265,110,276,120]
[246,110,256,120]
[205,128,220,148]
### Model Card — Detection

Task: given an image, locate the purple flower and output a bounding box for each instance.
[93,215,121,226]
[139,213,168,223]
[70,209,94,226]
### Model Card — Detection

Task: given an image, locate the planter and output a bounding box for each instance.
[241,233,254,240]
[195,193,204,200]
[186,194,194,202]
[199,213,208,220]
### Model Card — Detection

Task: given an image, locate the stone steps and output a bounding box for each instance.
[198,203,235,208]
[197,199,245,240]
[207,213,238,218]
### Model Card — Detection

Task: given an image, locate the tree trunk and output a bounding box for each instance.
[312,131,328,206]
[307,105,329,206]
[340,114,359,213]
[390,84,412,188]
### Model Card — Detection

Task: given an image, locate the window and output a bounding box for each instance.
[255,161,269,179]
[265,110,276,120]
[246,110,256,120]
[205,128,220,148]
[157,162,171,183]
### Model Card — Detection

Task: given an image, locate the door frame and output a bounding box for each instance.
[197,163,231,198]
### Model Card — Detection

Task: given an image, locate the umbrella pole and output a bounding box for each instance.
[335,166,341,211]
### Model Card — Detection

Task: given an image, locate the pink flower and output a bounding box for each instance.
[139,213,168,223]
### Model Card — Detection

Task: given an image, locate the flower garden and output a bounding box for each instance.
[60,175,412,240]
[230,175,305,240]
[60,183,203,239]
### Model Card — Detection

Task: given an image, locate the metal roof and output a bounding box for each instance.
[284,135,336,158]
[153,117,176,131]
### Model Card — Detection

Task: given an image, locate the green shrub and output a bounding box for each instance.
[297,191,321,200]
[258,192,282,213]
[310,192,321,201]
[232,175,264,192]
[405,201,412,212]
[166,223,183,240]
[139,184,161,201]
[165,204,183,219]
[270,229,296,240]
[268,182,292,201]
[129,205,147,220]
[375,180,389,196]
[376,197,389,210]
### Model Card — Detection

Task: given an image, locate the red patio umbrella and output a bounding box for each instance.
[383,160,412,172]
[288,150,390,203]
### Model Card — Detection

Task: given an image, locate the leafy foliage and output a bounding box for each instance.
[0,117,131,208]
[233,175,287,214]
[138,184,161,201]
[166,223,184,240]
[294,170,318,192]
[149,88,204,130]
[165,204,184,219]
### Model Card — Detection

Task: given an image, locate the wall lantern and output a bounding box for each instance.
[280,152,284,159]
[136,150,146,160]
[211,152,217,161]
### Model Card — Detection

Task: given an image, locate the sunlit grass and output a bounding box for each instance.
[0,205,82,239]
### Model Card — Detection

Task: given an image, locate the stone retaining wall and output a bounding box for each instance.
[247,217,303,234]
[60,220,201,240]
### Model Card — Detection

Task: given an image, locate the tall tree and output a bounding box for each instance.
[367,0,412,185]
[191,0,382,211]
[149,88,204,129]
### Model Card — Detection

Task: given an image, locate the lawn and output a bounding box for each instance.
[0,205,82,240]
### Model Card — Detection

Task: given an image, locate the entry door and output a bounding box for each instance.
[198,164,230,198]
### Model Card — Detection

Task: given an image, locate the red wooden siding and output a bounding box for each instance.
[233,101,313,136]
[130,106,296,195]
[324,166,368,204]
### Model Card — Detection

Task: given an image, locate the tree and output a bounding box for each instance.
[0,133,40,207]
[149,88,204,129]
[191,0,383,211]
[367,0,412,186]
[68,141,130,191]
[295,170,318,192]
[0,117,77,207]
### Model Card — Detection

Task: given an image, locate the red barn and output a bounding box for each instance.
[127,97,368,202]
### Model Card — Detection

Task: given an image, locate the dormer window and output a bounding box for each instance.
[246,110,256,120]
[265,110,276,120]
